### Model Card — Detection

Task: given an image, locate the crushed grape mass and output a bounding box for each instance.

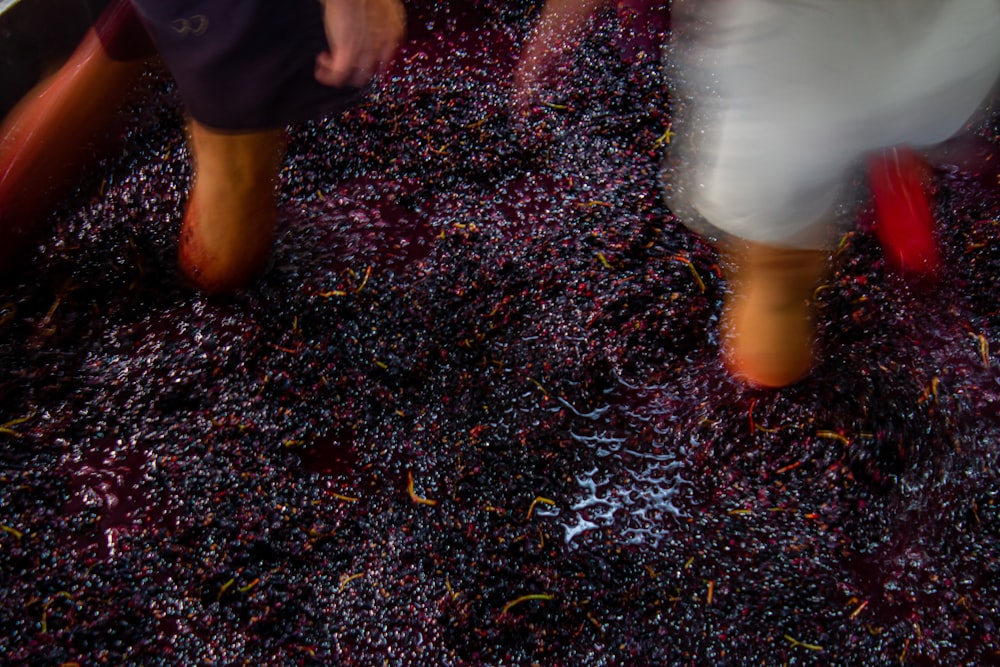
[2,1,999,664]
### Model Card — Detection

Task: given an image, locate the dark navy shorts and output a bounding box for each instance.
[128,0,360,130]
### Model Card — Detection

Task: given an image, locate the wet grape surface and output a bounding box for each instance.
[2,1,1000,665]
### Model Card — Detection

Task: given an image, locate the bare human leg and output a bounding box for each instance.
[0,24,148,268]
[721,240,830,388]
[178,121,286,294]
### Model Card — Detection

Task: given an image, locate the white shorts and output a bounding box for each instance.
[666,0,1000,247]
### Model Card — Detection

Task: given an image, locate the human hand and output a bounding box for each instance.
[315,0,406,89]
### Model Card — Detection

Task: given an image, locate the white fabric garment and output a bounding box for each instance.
[666,0,1000,247]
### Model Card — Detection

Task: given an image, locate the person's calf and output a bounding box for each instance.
[178,123,286,294]
[720,240,830,388]
[0,27,147,269]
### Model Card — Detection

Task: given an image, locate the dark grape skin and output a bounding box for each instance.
[1,1,999,665]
